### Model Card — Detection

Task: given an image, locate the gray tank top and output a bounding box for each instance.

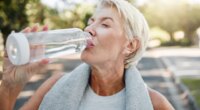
[79,85,125,110]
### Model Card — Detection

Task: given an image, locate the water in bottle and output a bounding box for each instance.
[6,28,91,65]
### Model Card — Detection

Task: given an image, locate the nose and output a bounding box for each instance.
[84,25,96,37]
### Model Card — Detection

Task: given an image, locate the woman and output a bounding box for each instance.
[0,0,174,110]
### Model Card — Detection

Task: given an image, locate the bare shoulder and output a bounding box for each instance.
[148,87,175,110]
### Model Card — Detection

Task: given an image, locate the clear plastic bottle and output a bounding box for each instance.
[6,28,91,65]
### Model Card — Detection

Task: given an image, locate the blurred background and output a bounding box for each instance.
[0,0,200,110]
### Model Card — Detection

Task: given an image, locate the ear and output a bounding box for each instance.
[123,39,140,57]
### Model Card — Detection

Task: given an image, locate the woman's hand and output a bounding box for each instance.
[2,24,49,86]
[0,24,50,110]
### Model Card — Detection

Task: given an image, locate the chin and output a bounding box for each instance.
[80,51,90,63]
[80,51,96,65]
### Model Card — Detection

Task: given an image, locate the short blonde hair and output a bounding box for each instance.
[97,0,149,68]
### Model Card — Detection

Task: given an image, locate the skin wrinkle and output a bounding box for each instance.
[82,6,130,96]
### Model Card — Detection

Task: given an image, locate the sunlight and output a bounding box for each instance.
[18,90,35,98]
[189,0,200,4]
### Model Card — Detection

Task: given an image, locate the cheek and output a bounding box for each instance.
[97,30,118,47]
[99,38,125,56]
[98,38,116,54]
[94,28,126,55]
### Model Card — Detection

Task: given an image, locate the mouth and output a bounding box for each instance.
[86,39,95,48]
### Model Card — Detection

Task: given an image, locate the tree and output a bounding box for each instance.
[0,0,43,45]
[0,0,28,45]
[141,0,181,42]
[26,0,46,26]
[0,0,94,45]
[179,4,200,44]
[141,0,200,45]
[43,2,94,30]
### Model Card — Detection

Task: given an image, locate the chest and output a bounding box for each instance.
[79,86,125,110]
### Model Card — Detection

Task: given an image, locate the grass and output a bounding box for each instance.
[181,78,200,108]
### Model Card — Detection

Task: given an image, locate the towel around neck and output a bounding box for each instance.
[39,63,153,110]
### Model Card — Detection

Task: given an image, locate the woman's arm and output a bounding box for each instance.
[148,87,175,110]
[20,72,63,110]
[0,24,49,110]
[0,81,24,110]
[0,59,49,110]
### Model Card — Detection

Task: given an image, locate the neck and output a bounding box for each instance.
[90,62,125,96]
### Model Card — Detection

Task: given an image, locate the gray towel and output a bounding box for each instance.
[39,63,153,110]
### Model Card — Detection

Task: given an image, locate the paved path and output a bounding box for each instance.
[146,47,200,78]
[14,47,199,110]
[143,47,200,110]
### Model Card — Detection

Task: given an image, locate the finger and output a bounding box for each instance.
[3,48,8,57]
[3,58,14,74]
[42,24,48,31]
[3,57,11,71]
[25,59,49,75]
[29,44,46,64]
[29,44,37,60]
[21,27,31,33]
[40,58,50,65]
[2,49,13,71]
[30,23,40,32]
[37,59,50,74]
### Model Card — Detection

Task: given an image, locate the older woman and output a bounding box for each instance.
[0,0,174,110]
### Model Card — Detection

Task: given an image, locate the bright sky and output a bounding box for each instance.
[41,0,200,8]
[189,0,200,4]
[41,0,97,8]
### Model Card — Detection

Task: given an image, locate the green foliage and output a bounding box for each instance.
[26,0,45,25]
[2,0,199,47]
[43,3,94,30]
[141,0,200,45]
[181,78,200,108]
[178,38,192,46]
[0,0,29,44]
[160,39,192,47]
[0,0,94,45]
[150,27,170,42]
[142,0,180,33]
[127,0,136,4]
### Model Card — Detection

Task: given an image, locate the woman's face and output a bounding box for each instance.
[81,7,129,66]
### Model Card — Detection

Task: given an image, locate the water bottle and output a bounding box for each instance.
[6,28,91,65]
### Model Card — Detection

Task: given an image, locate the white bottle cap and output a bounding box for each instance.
[6,32,30,65]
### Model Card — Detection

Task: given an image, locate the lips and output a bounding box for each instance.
[86,39,95,48]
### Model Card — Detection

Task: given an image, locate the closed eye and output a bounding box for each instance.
[102,24,110,28]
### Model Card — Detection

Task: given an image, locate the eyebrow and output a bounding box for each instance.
[101,17,114,22]
[89,17,114,22]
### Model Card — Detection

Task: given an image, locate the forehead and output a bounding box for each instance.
[92,7,122,22]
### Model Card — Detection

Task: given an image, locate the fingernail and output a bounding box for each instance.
[43,24,48,31]
[31,23,39,32]
[41,59,50,64]
[21,27,31,33]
